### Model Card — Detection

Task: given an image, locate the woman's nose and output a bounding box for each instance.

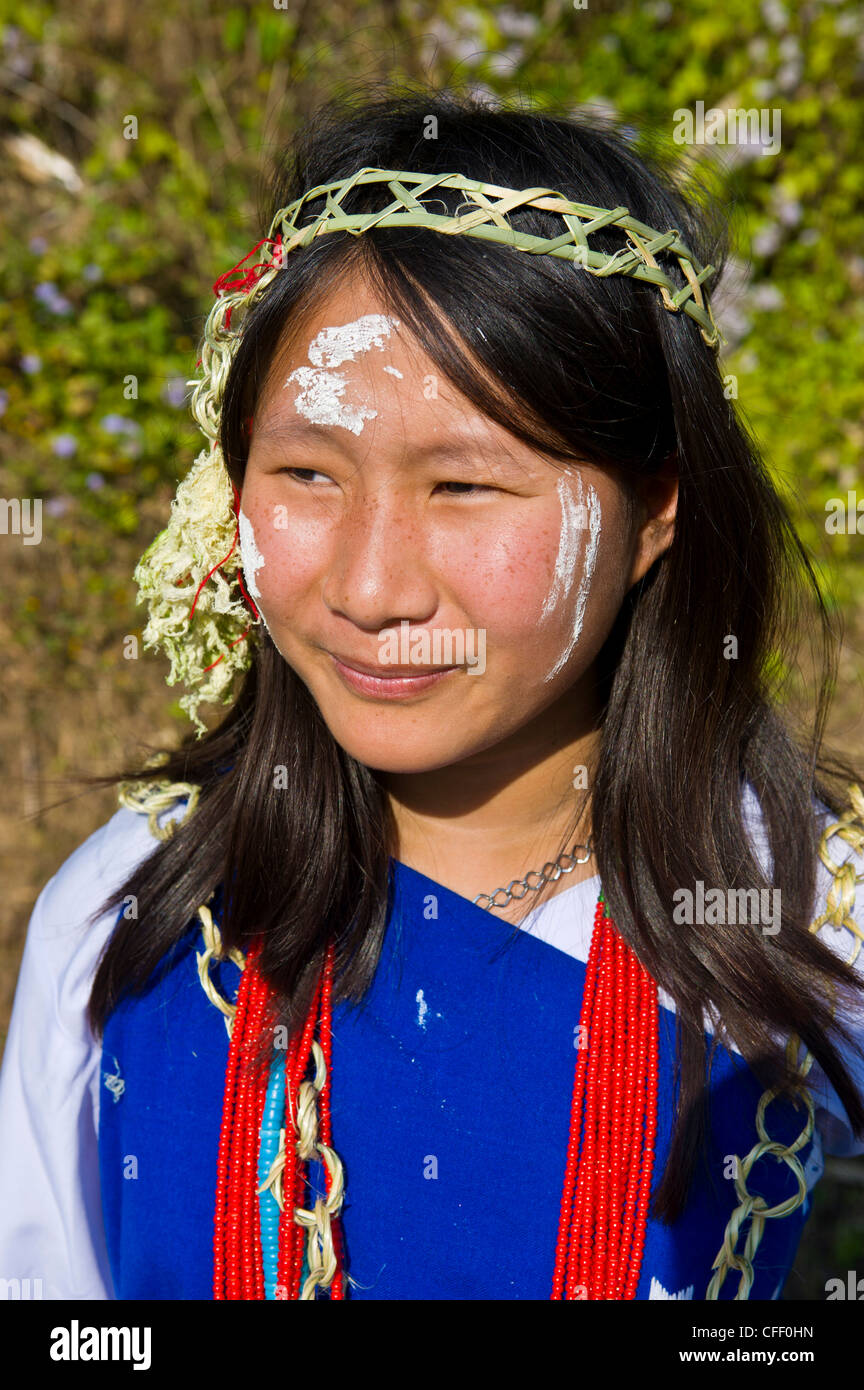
[320,494,439,631]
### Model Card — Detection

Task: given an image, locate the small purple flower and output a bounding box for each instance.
[161,376,188,408]
[100,414,140,436]
[86,472,106,491]
[45,496,72,518]
[100,413,127,434]
[28,235,48,255]
[83,263,103,282]
[20,353,41,374]
[52,434,78,458]
[0,389,8,417]
[34,281,73,315]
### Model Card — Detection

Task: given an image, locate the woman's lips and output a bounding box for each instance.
[329,653,458,699]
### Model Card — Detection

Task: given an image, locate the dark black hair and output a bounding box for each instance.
[87,82,864,1224]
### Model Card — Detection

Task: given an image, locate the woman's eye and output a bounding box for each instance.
[435,480,497,496]
[279,467,333,484]
[277,470,497,495]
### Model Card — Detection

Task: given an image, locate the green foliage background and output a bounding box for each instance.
[0,0,862,1301]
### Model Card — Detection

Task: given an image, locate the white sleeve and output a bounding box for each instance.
[0,805,175,1299]
[806,807,864,1158]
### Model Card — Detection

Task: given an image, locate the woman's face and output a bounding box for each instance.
[240,272,674,774]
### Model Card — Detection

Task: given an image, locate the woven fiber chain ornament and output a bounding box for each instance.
[256,1026,346,1299]
[706,784,864,1299]
[131,166,725,736]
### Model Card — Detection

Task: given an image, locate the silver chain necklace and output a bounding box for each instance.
[472,838,593,911]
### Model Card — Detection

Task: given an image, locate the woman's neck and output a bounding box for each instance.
[377,700,600,923]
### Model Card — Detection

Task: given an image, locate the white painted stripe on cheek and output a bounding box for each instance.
[238,507,273,636]
[543,482,602,683]
[238,508,266,601]
[540,474,583,621]
[571,484,602,648]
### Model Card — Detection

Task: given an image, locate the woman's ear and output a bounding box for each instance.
[626,450,679,589]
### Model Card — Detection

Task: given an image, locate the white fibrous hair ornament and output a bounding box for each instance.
[133,442,258,734]
[131,237,282,735]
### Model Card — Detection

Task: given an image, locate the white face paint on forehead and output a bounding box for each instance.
[307,314,401,367]
[541,473,602,684]
[284,313,401,435]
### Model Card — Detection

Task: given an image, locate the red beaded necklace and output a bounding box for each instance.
[214,891,659,1300]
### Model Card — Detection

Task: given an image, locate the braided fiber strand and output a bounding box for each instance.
[290,1038,346,1299]
[278,973,322,1296]
[706,783,864,1299]
[206,942,347,1300]
[117,748,200,841]
[196,905,247,1038]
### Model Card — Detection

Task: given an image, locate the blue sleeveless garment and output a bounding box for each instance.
[98,861,815,1300]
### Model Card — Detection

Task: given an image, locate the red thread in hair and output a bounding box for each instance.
[188,529,238,621]
[202,629,251,675]
[188,481,261,650]
[213,235,283,331]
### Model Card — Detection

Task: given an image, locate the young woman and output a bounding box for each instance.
[2,87,863,1302]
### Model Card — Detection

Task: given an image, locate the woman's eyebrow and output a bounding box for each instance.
[413,439,525,466]
[251,419,353,451]
[251,417,528,467]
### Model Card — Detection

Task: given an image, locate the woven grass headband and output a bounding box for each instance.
[134,166,724,733]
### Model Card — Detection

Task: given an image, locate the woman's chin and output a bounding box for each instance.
[328,731,477,777]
